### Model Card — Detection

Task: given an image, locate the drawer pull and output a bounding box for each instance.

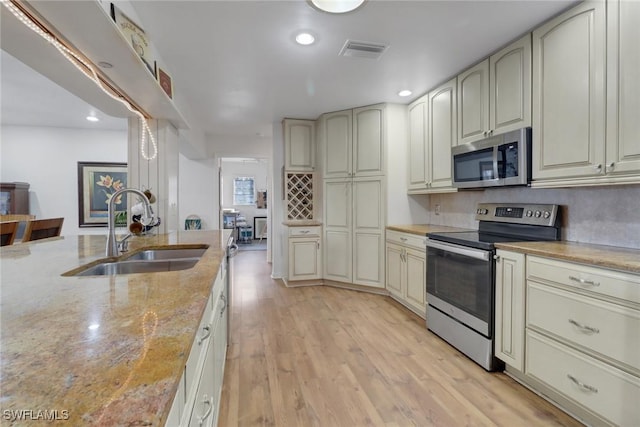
[300,230,310,234]
[198,394,214,425]
[400,237,408,242]
[568,276,600,287]
[197,325,211,345]
[567,374,598,394]
[568,319,600,335]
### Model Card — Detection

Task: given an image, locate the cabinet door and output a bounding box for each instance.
[188,329,216,427]
[323,179,352,282]
[323,110,352,178]
[288,238,321,280]
[353,104,384,176]
[407,96,429,192]
[606,0,640,177]
[428,78,457,189]
[284,119,315,171]
[405,247,426,314]
[490,34,532,134]
[385,243,404,298]
[352,177,384,287]
[532,1,606,181]
[458,59,489,145]
[494,250,525,371]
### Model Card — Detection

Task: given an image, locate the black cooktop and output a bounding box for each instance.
[426,231,532,251]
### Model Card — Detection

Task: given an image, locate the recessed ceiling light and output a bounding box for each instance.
[86,115,100,122]
[309,0,366,14]
[295,32,315,46]
[398,90,412,97]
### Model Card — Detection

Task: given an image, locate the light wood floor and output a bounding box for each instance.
[218,251,584,427]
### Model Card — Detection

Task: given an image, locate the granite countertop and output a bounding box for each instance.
[0,230,225,425]
[495,241,640,274]
[386,224,472,236]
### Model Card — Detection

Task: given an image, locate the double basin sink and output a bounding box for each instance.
[63,245,209,277]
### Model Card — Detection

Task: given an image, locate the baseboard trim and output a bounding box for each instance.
[283,278,324,288]
[323,279,389,296]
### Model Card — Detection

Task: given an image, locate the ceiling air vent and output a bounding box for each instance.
[339,40,388,59]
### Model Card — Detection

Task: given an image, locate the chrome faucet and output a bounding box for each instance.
[106,188,153,257]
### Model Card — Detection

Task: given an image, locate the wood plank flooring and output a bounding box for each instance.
[218,251,584,427]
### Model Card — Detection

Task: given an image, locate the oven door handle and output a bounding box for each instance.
[426,240,490,261]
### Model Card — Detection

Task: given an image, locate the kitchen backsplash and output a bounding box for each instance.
[423,185,640,250]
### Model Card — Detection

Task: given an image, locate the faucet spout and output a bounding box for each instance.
[106,188,153,257]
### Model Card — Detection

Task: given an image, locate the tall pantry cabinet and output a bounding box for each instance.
[320,104,405,288]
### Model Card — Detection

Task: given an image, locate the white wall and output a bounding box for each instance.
[423,184,640,250]
[178,153,217,230]
[0,125,127,235]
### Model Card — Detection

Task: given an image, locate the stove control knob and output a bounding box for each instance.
[544,211,551,219]
[535,210,542,218]
[526,210,533,217]
[481,208,488,215]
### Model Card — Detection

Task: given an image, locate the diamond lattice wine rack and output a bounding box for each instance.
[286,173,313,220]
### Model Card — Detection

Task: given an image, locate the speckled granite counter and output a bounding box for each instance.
[495,241,640,274]
[0,231,226,425]
[386,224,471,236]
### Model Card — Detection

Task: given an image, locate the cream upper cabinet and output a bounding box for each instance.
[457,34,531,145]
[407,95,429,192]
[490,34,532,135]
[457,59,489,145]
[283,119,315,171]
[494,249,526,371]
[606,0,640,178]
[323,105,384,178]
[532,1,607,183]
[428,77,458,190]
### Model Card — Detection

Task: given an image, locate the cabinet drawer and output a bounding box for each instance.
[528,282,640,373]
[527,255,640,305]
[288,226,321,237]
[526,330,640,427]
[185,290,215,398]
[386,230,427,251]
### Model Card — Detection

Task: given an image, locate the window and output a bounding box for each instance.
[233,177,255,205]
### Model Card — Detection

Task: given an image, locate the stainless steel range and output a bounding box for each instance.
[426,203,561,371]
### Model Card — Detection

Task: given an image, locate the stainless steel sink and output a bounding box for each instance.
[72,259,200,276]
[62,244,209,277]
[124,247,208,261]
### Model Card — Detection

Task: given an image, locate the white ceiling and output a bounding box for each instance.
[1,0,578,140]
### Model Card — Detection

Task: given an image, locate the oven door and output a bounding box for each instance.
[426,240,494,337]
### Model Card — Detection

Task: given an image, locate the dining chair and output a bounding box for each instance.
[22,217,64,242]
[0,221,19,246]
[0,214,36,241]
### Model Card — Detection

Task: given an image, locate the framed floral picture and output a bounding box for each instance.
[78,162,127,227]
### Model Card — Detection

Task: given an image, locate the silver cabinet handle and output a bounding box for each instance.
[317,240,320,249]
[400,237,408,242]
[300,230,310,234]
[493,255,500,262]
[594,164,602,172]
[197,325,211,345]
[568,319,600,334]
[198,395,214,425]
[220,294,227,315]
[568,276,600,287]
[567,374,598,394]
[607,162,615,168]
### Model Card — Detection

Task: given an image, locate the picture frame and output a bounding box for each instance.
[256,189,267,209]
[110,3,155,75]
[253,217,267,240]
[156,66,173,99]
[78,162,127,227]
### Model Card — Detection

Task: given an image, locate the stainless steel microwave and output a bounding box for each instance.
[452,127,531,189]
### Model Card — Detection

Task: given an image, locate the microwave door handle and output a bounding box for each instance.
[426,240,490,261]
[492,146,499,180]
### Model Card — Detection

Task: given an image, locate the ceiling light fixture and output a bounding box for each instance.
[1,0,157,161]
[398,90,412,97]
[86,115,100,122]
[309,0,366,14]
[295,32,315,46]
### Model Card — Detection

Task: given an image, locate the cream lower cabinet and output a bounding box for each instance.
[167,263,228,426]
[532,0,640,187]
[494,250,526,371]
[385,230,427,317]
[324,177,385,288]
[285,226,322,284]
[498,251,640,426]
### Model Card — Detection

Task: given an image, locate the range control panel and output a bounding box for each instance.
[475,203,560,227]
